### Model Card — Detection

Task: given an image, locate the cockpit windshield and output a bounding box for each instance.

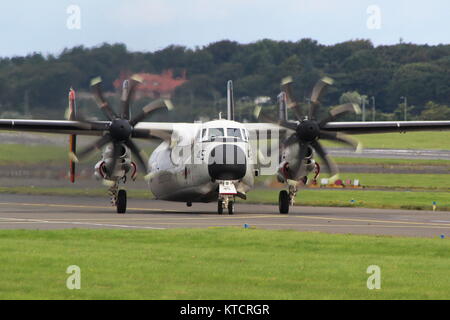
[227,128,242,139]
[208,128,224,140]
[202,127,247,142]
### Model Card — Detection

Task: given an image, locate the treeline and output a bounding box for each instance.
[0,39,449,121]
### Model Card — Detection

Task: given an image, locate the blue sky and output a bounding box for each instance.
[1,0,449,57]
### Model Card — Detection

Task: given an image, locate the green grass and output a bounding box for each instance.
[0,144,67,165]
[0,228,448,299]
[0,143,155,165]
[322,131,450,150]
[247,189,450,211]
[319,173,450,190]
[2,131,450,166]
[0,186,151,199]
[258,172,450,191]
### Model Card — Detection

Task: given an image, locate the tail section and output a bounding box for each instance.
[227,80,235,121]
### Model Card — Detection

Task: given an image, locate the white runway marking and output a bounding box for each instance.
[0,217,166,230]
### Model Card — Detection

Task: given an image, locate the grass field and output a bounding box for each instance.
[322,131,450,150]
[333,173,450,190]
[259,172,450,190]
[331,157,450,167]
[0,144,67,165]
[246,189,450,211]
[1,131,450,166]
[0,228,448,300]
[0,143,155,165]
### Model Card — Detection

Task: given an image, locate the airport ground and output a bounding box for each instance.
[1,131,450,299]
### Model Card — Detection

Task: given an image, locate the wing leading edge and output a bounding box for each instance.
[322,121,450,134]
[0,119,173,141]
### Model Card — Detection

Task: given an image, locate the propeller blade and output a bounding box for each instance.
[310,77,334,104]
[291,103,304,121]
[254,105,278,123]
[281,76,303,120]
[319,103,361,127]
[69,134,111,162]
[310,140,338,181]
[129,99,173,126]
[90,77,119,121]
[309,77,334,120]
[293,142,310,180]
[105,142,123,177]
[254,105,298,131]
[283,133,299,148]
[124,139,148,174]
[319,131,362,152]
[120,75,142,120]
[278,120,299,132]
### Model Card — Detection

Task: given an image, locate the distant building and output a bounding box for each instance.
[114,69,187,99]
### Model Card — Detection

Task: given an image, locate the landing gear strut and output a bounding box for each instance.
[217,180,237,215]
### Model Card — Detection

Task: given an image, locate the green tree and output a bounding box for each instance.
[419,102,450,120]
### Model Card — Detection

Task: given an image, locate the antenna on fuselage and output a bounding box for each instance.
[227,80,235,121]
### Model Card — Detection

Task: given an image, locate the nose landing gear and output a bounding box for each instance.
[217,180,237,215]
[108,181,127,214]
[279,180,298,214]
[218,197,235,215]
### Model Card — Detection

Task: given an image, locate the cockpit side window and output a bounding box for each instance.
[227,128,242,139]
[208,128,224,140]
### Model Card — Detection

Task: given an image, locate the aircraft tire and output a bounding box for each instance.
[228,201,234,215]
[279,190,289,214]
[218,200,223,215]
[117,190,127,214]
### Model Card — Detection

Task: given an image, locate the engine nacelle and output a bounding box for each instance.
[94,144,133,180]
[276,158,316,184]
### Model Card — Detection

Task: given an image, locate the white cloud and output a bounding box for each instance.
[113,0,177,26]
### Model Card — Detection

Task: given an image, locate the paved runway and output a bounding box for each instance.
[328,147,450,160]
[0,194,450,238]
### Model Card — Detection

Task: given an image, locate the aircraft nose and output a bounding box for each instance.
[208,144,247,180]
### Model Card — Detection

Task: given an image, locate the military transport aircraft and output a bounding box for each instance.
[1,76,450,215]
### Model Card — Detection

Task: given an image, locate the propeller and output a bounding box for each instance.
[70,76,172,177]
[257,76,362,181]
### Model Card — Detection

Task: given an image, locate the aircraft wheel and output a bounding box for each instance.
[186,202,192,207]
[218,200,223,215]
[279,190,289,214]
[228,201,234,215]
[117,190,127,214]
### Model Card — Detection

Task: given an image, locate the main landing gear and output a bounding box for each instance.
[279,190,290,214]
[116,190,127,214]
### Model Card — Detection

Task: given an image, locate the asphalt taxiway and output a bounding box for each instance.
[1,194,450,238]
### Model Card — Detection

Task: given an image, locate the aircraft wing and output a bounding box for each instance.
[244,123,289,137]
[245,121,450,136]
[322,121,450,134]
[0,119,173,141]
